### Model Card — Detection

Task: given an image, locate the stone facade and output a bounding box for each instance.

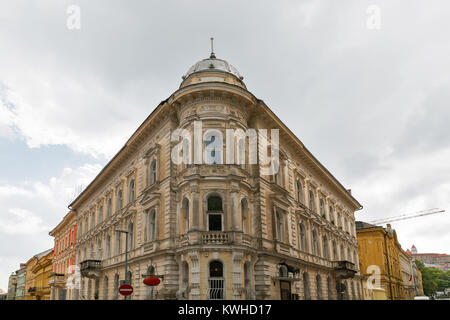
[64,52,362,300]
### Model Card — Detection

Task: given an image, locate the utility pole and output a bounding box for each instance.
[116,228,129,300]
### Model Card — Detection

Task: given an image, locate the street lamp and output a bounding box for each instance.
[115,228,129,299]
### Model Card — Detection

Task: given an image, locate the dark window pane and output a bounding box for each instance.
[209,261,223,277]
[207,196,222,212]
[209,214,222,231]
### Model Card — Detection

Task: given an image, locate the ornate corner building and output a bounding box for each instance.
[59,50,363,300]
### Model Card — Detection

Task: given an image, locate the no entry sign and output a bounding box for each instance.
[119,284,133,296]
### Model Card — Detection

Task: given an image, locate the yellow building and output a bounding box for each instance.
[356,222,404,300]
[24,249,53,300]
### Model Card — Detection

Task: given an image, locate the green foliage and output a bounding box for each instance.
[415,259,450,295]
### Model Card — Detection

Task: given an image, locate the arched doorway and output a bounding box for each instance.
[208,260,224,300]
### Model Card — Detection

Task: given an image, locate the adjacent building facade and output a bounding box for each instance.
[6,272,18,300]
[24,249,53,300]
[14,264,27,300]
[49,210,78,300]
[56,50,362,300]
[356,222,422,300]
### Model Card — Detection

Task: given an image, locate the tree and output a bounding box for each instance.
[415,260,450,296]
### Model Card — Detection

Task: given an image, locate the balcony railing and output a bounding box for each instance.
[202,232,231,244]
[48,273,66,287]
[80,260,102,278]
[333,260,357,279]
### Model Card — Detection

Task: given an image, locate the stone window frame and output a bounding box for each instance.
[143,206,158,243]
[205,192,225,232]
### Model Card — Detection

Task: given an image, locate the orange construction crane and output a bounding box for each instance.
[368,208,445,225]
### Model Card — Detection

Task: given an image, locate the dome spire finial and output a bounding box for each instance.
[210,37,216,59]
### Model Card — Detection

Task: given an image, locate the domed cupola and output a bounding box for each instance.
[180,38,246,89]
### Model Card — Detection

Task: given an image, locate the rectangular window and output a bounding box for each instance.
[208,214,222,231]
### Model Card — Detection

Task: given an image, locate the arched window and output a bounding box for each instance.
[210,261,224,277]
[279,265,288,277]
[149,159,157,185]
[103,276,109,300]
[273,160,280,185]
[320,198,326,218]
[113,274,119,300]
[298,223,307,252]
[207,195,222,211]
[208,260,224,300]
[340,244,345,261]
[107,198,112,218]
[91,211,96,228]
[115,230,121,256]
[105,234,111,259]
[275,210,284,242]
[332,241,337,261]
[207,195,222,231]
[344,218,347,232]
[312,230,319,256]
[182,262,189,289]
[182,198,189,234]
[329,206,335,224]
[98,205,103,224]
[327,277,333,300]
[145,209,156,242]
[337,212,342,228]
[296,180,303,203]
[347,248,352,263]
[309,190,316,212]
[149,210,156,241]
[237,138,246,167]
[316,274,322,300]
[128,179,135,203]
[84,216,88,233]
[116,189,123,211]
[323,236,329,259]
[128,222,134,250]
[96,238,102,260]
[89,243,94,259]
[241,198,248,234]
[303,272,311,300]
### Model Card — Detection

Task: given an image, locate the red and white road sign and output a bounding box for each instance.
[119,284,133,296]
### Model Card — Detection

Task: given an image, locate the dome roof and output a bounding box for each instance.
[182,53,244,81]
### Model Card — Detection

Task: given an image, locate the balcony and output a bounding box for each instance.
[48,273,66,287]
[80,260,102,278]
[333,260,357,279]
[202,232,231,245]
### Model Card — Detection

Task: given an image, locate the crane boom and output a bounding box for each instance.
[368,208,445,225]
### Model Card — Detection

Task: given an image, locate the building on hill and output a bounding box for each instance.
[409,245,450,272]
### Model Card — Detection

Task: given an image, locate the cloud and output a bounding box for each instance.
[0,163,101,289]
[0,208,48,235]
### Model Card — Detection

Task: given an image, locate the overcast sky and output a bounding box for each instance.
[1,0,449,291]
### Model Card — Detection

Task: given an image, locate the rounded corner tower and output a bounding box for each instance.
[179,51,247,90]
